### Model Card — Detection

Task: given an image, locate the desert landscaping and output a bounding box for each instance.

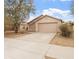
[50,33,74,47]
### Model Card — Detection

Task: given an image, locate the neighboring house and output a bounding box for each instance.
[28,15,62,33]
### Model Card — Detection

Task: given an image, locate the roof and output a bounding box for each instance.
[28,15,62,24]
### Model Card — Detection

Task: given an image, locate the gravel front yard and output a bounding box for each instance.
[50,33,74,47]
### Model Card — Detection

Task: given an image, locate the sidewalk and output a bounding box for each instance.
[46,45,74,59]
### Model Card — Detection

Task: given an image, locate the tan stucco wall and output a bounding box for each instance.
[28,16,61,32]
[35,16,61,32]
[36,16,61,23]
[28,23,36,32]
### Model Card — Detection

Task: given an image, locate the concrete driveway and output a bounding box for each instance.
[5,32,55,59]
[5,32,74,59]
[13,32,56,43]
[5,39,51,59]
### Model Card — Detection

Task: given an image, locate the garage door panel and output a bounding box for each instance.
[38,23,58,33]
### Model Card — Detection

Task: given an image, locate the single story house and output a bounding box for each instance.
[28,15,62,33]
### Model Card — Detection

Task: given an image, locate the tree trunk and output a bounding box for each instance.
[14,23,20,33]
[15,26,18,33]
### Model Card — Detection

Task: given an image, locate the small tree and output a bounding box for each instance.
[4,0,35,33]
[59,23,73,37]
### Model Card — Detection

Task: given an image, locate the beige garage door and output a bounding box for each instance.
[38,23,58,33]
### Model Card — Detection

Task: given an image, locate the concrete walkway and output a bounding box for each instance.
[5,32,74,59]
[46,45,74,59]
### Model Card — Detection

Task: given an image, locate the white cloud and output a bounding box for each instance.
[27,8,73,22]
[42,8,73,21]
[42,8,70,16]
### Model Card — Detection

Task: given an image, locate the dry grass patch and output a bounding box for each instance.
[4,31,31,38]
[50,33,74,47]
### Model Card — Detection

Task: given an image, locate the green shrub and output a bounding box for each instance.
[59,23,73,37]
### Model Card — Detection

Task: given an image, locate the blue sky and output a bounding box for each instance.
[34,0,73,11]
[29,0,74,22]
